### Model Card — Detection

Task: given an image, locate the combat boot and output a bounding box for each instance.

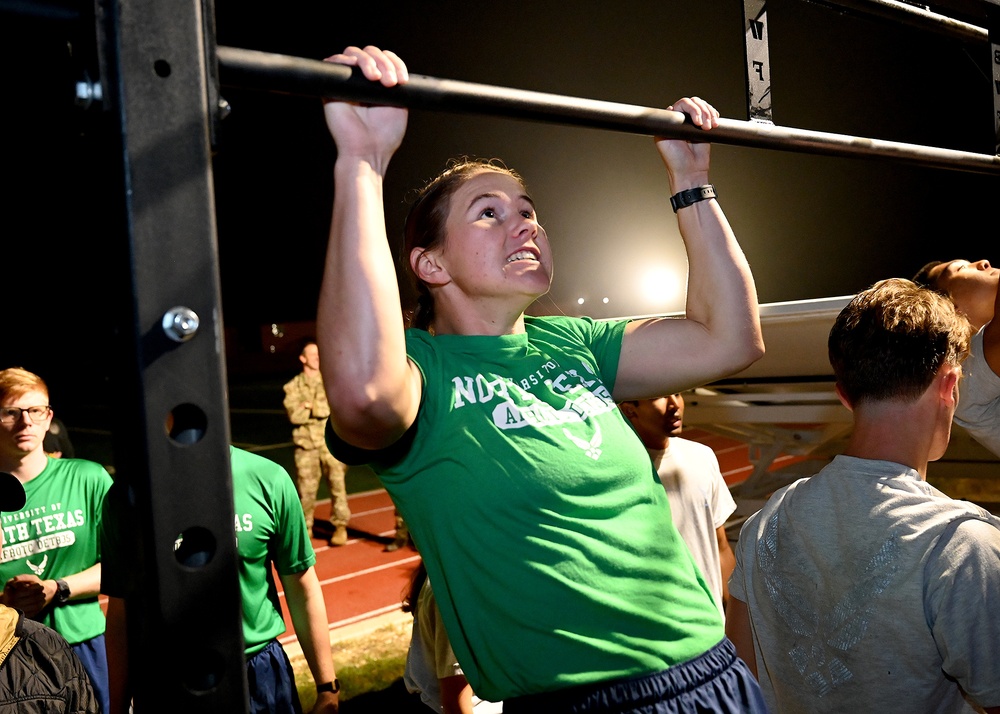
[329,525,348,547]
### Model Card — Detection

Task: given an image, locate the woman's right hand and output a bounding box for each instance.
[318,45,421,450]
[322,45,409,165]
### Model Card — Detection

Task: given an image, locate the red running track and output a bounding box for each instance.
[277,489,421,645]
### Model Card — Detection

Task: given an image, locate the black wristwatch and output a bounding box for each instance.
[54,579,71,606]
[669,184,717,213]
[316,679,340,695]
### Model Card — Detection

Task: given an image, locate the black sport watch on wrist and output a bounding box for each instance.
[669,184,717,213]
[316,679,340,695]
[54,579,71,606]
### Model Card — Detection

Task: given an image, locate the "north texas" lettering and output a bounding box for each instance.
[2,509,86,545]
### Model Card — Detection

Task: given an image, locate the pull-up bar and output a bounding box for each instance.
[810,0,988,44]
[217,45,1000,176]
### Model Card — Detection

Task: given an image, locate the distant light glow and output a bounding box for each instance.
[577,297,585,305]
[641,266,681,306]
[602,297,609,304]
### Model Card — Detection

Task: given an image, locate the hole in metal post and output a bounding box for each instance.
[154,59,171,77]
[180,647,225,694]
[166,404,207,445]
[173,526,216,568]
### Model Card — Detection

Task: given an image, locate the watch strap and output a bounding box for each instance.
[316,679,340,695]
[54,579,71,605]
[669,184,717,213]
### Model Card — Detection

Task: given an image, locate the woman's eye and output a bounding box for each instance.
[481,209,496,219]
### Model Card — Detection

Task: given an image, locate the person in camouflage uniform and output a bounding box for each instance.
[283,339,351,546]
[385,508,413,552]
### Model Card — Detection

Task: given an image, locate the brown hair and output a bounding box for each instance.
[401,560,427,617]
[829,278,971,405]
[912,260,944,290]
[403,158,527,330]
[0,367,49,403]
[296,336,318,356]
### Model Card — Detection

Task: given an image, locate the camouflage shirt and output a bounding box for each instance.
[282,372,330,449]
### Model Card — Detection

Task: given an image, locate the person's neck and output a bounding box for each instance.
[966,307,992,332]
[642,435,672,452]
[430,288,535,336]
[840,401,935,479]
[432,307,528,336]
[302,365,320,378]
[1,447,48,484]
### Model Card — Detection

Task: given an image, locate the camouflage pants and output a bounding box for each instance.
[394,509,408,540]
[294,445,350,531]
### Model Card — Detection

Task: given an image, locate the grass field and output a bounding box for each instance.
[288,614,417,712]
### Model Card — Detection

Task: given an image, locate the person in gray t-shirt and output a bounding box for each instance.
[728,278,1000,714]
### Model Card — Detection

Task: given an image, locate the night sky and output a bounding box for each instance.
[4,0,999,395]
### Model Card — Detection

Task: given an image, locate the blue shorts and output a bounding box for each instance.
[245,638,303,714]
[503,638,769,714]
[72,634,110,714]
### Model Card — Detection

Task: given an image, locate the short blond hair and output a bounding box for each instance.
[0,367,49,403]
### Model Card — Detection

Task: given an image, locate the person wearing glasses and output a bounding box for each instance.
[0,367,113,713]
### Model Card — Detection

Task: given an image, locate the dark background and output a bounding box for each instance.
[3,0,998,419]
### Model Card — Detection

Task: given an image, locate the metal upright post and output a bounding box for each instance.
[742,0,773,124]
[986,1,1000,155]
[100,0,248,709]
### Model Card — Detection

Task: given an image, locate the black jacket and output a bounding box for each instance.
[0,605,98,713]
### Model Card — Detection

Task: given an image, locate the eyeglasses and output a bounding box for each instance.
[0,406,51,425]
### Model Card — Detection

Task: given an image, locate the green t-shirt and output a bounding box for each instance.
[100,447,314,657]
[230,446,316,655]
[340,315,723,701]
[0,457,112,645]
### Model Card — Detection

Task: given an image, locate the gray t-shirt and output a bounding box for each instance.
[954,326,1000,457]
[731,455,1000,713]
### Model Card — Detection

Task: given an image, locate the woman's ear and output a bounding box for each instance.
[410,247,449,286]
